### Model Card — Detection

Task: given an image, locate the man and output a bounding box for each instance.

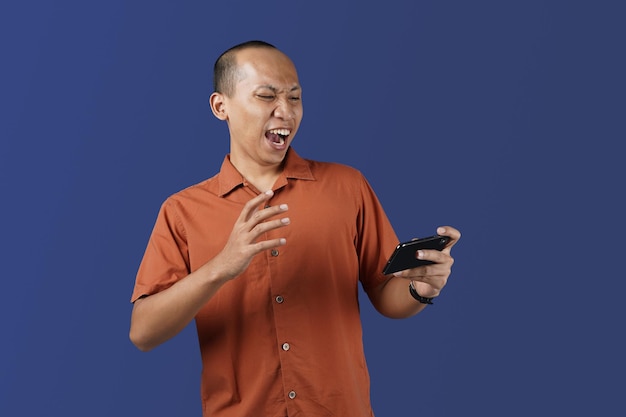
[130,40,460,416]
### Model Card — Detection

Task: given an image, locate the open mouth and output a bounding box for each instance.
[266,128,290,147]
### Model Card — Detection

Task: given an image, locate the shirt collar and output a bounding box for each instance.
[217,147,315,197]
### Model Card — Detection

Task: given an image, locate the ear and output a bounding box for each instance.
[209,92,228,120]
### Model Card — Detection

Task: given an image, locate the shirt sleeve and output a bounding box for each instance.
[355,173,400,293]
[130,198,191,303]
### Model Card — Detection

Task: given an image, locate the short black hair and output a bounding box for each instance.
[213,40,277,96]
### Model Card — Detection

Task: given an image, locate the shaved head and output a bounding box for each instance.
[213,40,278,97]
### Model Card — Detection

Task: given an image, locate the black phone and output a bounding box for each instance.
[382,235,450,275]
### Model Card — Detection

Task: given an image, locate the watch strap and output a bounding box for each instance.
[409,281,434,305]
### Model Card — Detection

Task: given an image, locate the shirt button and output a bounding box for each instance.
[282,343,290,351]
[271,249,279,257]
[288,390,296,399]
[275,295,284,304]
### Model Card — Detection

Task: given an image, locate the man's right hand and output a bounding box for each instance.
[130,189,289,351]
[211,189,290,282]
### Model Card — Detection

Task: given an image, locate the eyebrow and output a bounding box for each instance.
[259,85,301,93]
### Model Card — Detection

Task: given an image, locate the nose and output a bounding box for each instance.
[273,98,295,120]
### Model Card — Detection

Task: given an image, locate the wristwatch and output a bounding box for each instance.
[409,281,434,305]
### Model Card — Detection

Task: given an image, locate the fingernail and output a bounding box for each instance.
[417,250,424,259]
[265,190,273,196]
[281,217,290,224]
[279,204,288,210]
[279,238,286,245]
[437,227,445,234]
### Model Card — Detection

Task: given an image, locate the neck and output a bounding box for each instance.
[229,156,284,192]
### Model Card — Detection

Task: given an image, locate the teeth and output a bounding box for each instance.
[268,128,290,136]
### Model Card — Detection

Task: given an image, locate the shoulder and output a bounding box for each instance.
[306,158,366,182]
[298,158,381,205]
[160,174,220,212]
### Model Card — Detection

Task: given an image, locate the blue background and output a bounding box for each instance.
[1,1,625,416]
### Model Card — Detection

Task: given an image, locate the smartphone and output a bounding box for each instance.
[382,235,450,275]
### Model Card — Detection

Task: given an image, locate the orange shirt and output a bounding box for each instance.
[132,148,399,417]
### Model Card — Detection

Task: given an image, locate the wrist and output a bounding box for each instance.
[408,281,435,305]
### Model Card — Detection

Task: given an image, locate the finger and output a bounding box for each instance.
[251,217,291,237]
[239,190,275,223]
[251,203,289,225]
[252,237,287,253]
[416,248,454,266]
[402,263,450,289]
[436,226,461,250]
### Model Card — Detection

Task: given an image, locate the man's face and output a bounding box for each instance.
[216,47,303,170]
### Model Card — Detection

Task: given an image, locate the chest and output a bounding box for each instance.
[183,181,360,271]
